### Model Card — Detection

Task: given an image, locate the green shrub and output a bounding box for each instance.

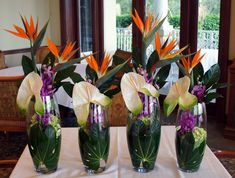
[202,15,219,31]
[169,16,180,28]
[116,14,132,28]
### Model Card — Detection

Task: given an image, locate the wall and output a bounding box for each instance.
[229,0,235,60]
[104,0,117,55]
[0,0,60,66]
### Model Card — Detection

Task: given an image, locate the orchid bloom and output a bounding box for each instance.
[181,49,205,73]
[132,9,162,37]
[155,32,187,60]
[5,16,38,42]
[47,38,79,63]
[86,53,111,78]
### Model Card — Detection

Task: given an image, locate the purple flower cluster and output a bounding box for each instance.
[137,67,153,84]
[191,84,206,103]
[41,64,54,96]
[179,110,197,135]
[37,112,51,126]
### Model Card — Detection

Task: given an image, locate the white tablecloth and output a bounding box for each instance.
[10,126,232,178]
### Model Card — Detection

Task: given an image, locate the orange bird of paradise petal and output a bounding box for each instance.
[181,49,205,73]
[5,15,38,42]
[47,38,79,63]
[86,55,99,73]
[100,53,111,75]
[132,9,144,33]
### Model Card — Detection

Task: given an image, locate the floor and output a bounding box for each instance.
[0,116,235,178]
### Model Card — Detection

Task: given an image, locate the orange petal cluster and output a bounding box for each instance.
[47,38,79,63]
[182,49,205,73]
[155,32,187,60]
[132,9,161,36]
[86,53,111,77]
[5,16,38,42]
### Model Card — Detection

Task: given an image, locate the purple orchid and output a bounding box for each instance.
[40,64,55,96]
[191,84,206,103]
[178,110,197,135]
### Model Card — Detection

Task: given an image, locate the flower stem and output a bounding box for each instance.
[30,40,37,73]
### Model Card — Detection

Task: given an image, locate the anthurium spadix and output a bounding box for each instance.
[121,72,159,115]
[164,76,198,117]
[72,81,112,126]
[16,72,44,115]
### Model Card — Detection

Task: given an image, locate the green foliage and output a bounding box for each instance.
[169,16,180,28]
[202,15,220,31]
[116,14,132,28]
[79,124,110,171]
[22,55,34,75]
[28,122,61,171]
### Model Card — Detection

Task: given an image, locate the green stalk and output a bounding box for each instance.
[30,40,37,73]
[141,39,147,69]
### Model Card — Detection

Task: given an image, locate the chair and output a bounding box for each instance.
[0,76,26,132]
[0,50,7,69]
[107,49,132,126]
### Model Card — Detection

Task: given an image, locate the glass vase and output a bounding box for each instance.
[175,102,207,172]
[127,95,161,173]
[27,95,61,174]
[78,104,110,174]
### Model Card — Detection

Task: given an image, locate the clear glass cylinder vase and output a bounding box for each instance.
[175,102,207,172]
[27,95,61,174]
[127,95,161,173]
[78,104,110,174]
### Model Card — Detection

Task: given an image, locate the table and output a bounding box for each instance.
[0,64,86,108]
[10,126,232,178]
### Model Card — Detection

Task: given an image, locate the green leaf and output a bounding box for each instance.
[204,92,222,104]
[202,64,220,88]
[143,16,167,47]
[86,65,98,82]
[176,62,190,77]
[55,55,91,72]
[42,51,56,67]
[28,123,61,171]
[79,125,110,171]
[210,82,229,90]
[193,62,204,83]
[70,72,84,83]
[104,87,120,98]
[153,64,171,84]
[146,51,160,74]
[32,20,49,55]
[155,55,184,69]
[54,65,76,83]
[113,55,132,73]
[22,55,34,75]
[132,47,141,68]
[96,60,129,88]
[63,83,74,97]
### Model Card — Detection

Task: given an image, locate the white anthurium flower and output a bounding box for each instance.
[120,72,159,115]
[164,76,198,117]
[72,81,112,126]
[16,72,44,115]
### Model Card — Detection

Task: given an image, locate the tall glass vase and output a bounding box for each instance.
[27,95,61,174]
[127,95,161,173]
[78,104,110,174]
[175,102,207,172]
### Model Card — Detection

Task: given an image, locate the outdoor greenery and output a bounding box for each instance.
[116,14,132,28]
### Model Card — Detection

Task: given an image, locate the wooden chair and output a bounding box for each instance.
[0,76,26,132]
[108,49,132,126]
[0,50,7,69]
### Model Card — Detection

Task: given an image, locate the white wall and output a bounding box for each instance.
[104,0,117,55]
[0,0,60,51]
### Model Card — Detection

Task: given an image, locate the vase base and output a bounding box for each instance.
[86,167,105,175]
[133,167,153,173]
[179,167,199,173]
[36,167,57,174]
